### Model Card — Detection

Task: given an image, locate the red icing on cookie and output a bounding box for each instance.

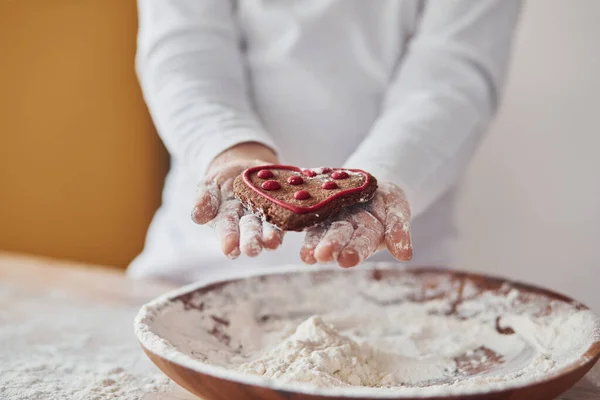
[322,181,338,190]
[261,180,280,190]
[302,169,317,177]
[321,168,332,174]
[287,175,304,185]
[294,190,311,200]
[331,171,349,180]
[242,165,372,214]
[257,169,274,179]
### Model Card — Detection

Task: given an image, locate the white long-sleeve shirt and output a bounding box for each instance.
[128,0,521,283]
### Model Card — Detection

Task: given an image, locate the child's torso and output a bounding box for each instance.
[128,0,461,283]
[237,0,422,166]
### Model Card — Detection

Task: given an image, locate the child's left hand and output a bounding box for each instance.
[299,181,412,268]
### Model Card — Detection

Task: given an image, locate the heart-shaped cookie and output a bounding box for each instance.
[233,165,378,231]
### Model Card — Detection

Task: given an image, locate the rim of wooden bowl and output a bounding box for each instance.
[135,264,600,399]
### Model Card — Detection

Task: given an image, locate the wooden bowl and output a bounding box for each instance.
[135,266,600,400]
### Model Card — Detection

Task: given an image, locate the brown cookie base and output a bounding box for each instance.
[233,171,377,232]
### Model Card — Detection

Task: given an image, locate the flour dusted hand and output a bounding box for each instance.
[191,143,283,258]
[301,181,412,267]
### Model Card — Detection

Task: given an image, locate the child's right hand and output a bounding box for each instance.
[191,143,283,259]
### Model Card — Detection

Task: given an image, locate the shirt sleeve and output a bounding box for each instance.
[136,0,278,178]
[344,0,521,218]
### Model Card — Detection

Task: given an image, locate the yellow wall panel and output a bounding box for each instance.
[0,0,168,267]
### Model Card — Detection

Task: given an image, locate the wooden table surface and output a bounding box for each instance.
[0,251,598,400]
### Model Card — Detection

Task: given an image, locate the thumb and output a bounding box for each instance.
[382,187,412,261]
[191,181,221,225]
[385,219,412,261]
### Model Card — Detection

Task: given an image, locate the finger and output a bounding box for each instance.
[213,197,243,259]
[313,220,354,263]
[385,218,412,261]
[191,181,221,225]
[220,176,235,197]
[239,214,264,257]
[262,222,284,250]
[381,185,413,261]
[193,165,242,225]
[338,211,384,268]
[365,190,386,224]
[300,225,327,265]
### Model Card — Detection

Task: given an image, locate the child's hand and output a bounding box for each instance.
[191,143,283,259]
[300,181,412,268]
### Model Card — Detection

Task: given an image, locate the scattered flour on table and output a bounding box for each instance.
[136,268,600,396]
[0,285,173,400]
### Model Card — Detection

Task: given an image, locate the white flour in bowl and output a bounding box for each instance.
[239,315,385,387]
[136,266,600,397]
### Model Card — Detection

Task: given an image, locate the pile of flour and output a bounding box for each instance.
[137,268,600,396]
[0,285,173,400]
[239,315,383,387]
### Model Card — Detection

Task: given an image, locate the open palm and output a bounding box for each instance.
[300,181,412,268]
[191,160,284,259]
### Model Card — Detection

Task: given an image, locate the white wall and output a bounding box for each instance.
[458,0,600,312]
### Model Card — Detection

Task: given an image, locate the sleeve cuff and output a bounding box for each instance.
[188,128,279,181]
